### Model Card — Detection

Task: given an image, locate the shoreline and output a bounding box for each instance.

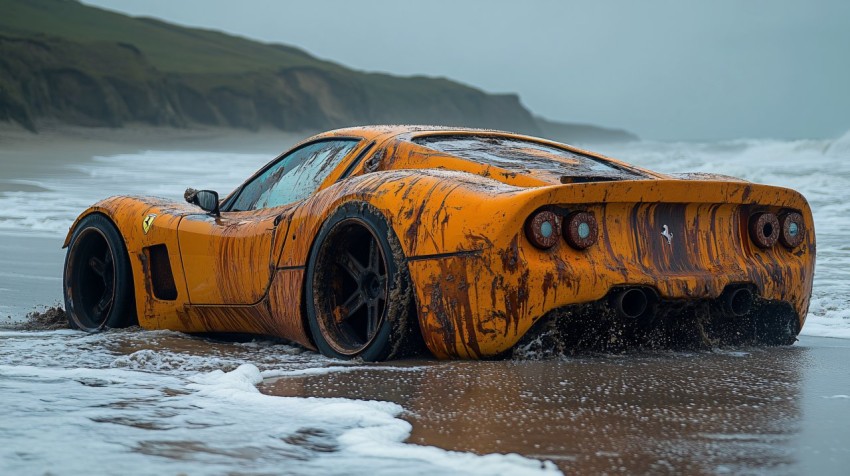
[0,121,307,158]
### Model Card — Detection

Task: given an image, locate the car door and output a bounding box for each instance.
[177,139,362,305]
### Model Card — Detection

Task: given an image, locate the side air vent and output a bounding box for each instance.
[146,244,178,301]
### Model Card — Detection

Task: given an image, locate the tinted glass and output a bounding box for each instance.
[413,135,640,178]
[230,140,359,211]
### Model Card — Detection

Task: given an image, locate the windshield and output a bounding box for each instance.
[228,139,359,211]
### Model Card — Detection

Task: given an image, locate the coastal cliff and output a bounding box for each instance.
[0,0,636,142]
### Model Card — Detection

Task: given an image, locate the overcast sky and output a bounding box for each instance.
[82,0,849,141]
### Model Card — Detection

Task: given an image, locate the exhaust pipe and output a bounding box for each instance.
[722,286,754,316]
[611,288,650,319]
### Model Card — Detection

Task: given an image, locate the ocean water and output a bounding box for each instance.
[0,133,848,474]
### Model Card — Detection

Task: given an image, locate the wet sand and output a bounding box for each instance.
[262,336,850,474]
[3,319,845,474]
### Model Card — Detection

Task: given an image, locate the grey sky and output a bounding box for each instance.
[82,0,850,141]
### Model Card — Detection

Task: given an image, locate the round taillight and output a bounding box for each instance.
[779,212,804,248]
[564,211,598,250]
[524,210,561,249]
[749,212,780,248]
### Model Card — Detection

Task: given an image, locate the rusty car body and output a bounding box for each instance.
[63,126,815,360]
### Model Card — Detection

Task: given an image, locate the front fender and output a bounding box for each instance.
[63,195,200,331]
[63,196,195,248]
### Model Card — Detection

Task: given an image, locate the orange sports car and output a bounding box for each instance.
[63,126,815,360]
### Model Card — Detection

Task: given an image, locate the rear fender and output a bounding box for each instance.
[276,169,531,268]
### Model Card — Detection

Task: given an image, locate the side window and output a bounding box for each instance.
[229,139,359,211]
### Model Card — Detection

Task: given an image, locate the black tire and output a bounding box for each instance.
[305,202,422,361]
[63,214,137,332]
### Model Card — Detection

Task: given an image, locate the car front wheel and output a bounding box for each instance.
[63,214,137,331]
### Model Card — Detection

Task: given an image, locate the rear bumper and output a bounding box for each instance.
[513,287,800,358]
[408,242,812,359]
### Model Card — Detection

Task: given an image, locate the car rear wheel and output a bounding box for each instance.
[63,214,137,331]
[306,203,421,361]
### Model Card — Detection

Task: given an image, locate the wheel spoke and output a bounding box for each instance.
[366,301,379,337]
[368,239,379,273]
[337,290,365,322]
[89,257,106,277]
[103,274,114,294]
[337,251,365,281]
[94,291,113,316]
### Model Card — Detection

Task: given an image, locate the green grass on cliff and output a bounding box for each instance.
[0,0,332,74]
[0,0,493,113]
[0,0,635,141]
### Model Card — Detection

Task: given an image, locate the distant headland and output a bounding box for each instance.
[0,0,637,143]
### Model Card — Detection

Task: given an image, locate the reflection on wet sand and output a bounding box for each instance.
[263,348,805,474]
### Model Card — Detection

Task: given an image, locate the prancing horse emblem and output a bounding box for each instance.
[661,225,673,245]
[142,214,157,235]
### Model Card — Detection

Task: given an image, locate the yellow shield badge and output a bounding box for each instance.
[142,214,157,235]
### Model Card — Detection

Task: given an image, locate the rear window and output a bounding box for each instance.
[412,135,640,178]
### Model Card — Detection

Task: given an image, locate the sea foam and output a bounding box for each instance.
[0,330,560,475]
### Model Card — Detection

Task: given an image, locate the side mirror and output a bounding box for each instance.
[185,188,220,216]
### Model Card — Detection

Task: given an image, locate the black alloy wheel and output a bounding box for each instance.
[64,214,137,331]
[306,203,421,361]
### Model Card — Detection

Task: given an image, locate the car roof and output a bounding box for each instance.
[314,125,512,141]
[309,125,666,184]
